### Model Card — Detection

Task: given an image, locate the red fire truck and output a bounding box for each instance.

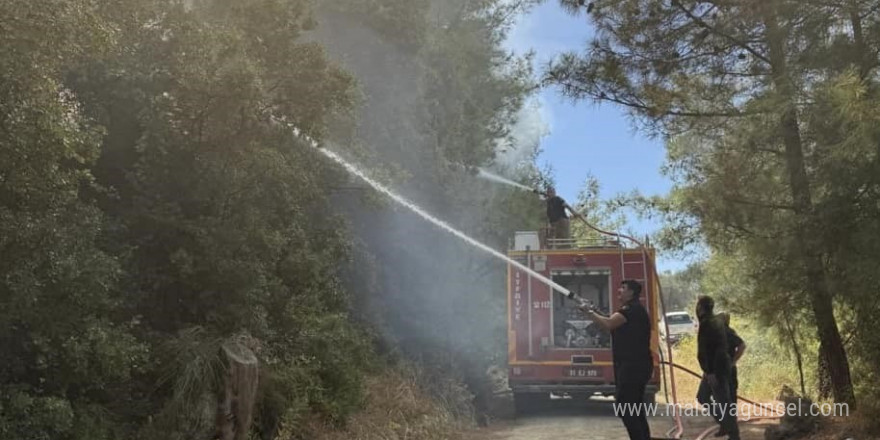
[507,231,661,411]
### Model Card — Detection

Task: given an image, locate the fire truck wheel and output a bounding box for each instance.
[643,391,656,404]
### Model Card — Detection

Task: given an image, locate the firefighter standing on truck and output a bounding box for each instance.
[582,280,652,440]
[535,186,570,240]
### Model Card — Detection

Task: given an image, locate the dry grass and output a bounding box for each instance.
[657,336,705,406]
[658,319,808,406]
[307,368,474,440]
[800,415,876,440]
[655,332,880,440]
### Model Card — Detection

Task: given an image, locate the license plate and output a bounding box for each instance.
[564,367,600,378]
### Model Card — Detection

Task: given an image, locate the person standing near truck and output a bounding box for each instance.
[696,297,740,440]
[718,312,746,404]
[582,280,652,440]
[696,311,746,437]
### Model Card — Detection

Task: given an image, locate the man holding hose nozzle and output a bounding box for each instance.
[534,186,571,242]
[580,280,653,440]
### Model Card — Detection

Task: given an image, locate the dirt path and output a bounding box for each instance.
[466,398,775,440]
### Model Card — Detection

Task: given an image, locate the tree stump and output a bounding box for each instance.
[764,386,819,440]
[215,341,259,440]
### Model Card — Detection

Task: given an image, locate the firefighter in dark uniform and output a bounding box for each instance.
[696,296,740,440]
[720,313,746,426]
[535,186,571,240]
[583,280,653,440]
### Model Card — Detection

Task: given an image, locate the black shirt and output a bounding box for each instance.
[611,299,652,365]
[727,327,744,361]
[546,196,568,222]
[697,315,730,376]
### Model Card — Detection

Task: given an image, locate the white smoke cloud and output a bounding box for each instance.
[494,97,551,169]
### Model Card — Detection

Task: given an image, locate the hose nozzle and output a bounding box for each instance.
[573,295,597,312]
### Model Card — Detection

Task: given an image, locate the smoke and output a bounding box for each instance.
[308,3,550,409]
[314,146,568,296]
[495,97,551,169]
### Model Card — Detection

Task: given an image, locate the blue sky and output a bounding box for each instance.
[503,2,688,271]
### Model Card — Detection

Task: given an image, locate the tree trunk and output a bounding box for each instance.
[763,3,856,406]
[215,341,260,440]
[817,345,833,400]
[783,310,807,396]
[848,0,872,80]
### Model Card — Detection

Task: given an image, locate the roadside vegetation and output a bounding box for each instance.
[5,0,880,438]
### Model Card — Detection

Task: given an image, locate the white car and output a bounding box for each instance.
[660,311,697,343]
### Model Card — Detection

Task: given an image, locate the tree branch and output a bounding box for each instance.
[717,70,770,78]
[553,79,752,118]
[722,195,796,211]
[673,1,772,65]
[722,222,780,240]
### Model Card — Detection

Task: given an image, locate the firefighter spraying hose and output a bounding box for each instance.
[472,171,785,437]
[302,137,591,307]
[516,182,786,439]
[313,149,786,438]
[312,150,780,438]
[556,195,780,433]
[518,181,688,438]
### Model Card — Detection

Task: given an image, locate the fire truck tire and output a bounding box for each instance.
[643,391,656,404]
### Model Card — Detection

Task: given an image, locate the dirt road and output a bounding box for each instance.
[468,397,773,440]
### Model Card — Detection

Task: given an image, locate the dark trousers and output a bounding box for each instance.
[730,366,739,401]
[614,362,652,440]
[696,372,740,439]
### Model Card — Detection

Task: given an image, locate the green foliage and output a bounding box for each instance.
[320,0,430,51]
[3,0,542,437]
[1,2,147,439]
[568,174,627,241]
[309,363,470,440]
[546,0,880,408]
[419,17,534,167]
[0,392,75,440]
[658,262,705,312]
[729,315,818,401]
[148,327,228,437]
[308,0,554,428]
[667,313,815,403]
[1,0,383,437]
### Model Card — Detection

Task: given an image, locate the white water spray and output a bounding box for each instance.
[476,168,534,192]
[313,147,572,298]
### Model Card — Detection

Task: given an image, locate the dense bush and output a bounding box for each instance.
[1,0,544,437]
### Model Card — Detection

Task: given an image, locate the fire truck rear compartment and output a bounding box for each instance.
[551,269,612,349]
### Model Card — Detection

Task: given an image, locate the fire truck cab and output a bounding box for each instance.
[507,231,661,411]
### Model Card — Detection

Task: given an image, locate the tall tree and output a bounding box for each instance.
[0,1,146,438]
[9,0,375,436]
[659,263,705,312]
[542,0,880,405]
